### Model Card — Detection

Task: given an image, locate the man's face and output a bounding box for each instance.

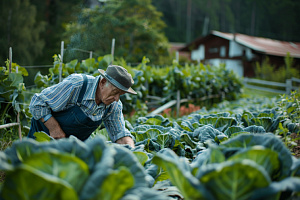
[100,81,126,105]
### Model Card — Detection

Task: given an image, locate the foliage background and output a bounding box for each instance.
[1,0,300,67]
[254,53,300,82]
[153,0,300,43]
[63,0,170,65]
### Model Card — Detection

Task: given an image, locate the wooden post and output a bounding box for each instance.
[176,51,179,63]
[286,79,292,94]
[111,38,115,62]
[89,51,93,59]
[59,41,64,82]
[176,90,180,118]
[8,47,22,140]
[17,112,22,141]
[9,47,12,73]
[243,77,248,87]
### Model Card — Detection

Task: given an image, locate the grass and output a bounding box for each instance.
[241,88,282,99]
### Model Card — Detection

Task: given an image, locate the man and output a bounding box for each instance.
[28,65,136,147]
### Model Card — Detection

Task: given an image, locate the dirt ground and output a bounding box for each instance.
[0,171,5,184]
[291,133,300,158]
[293,147,300,158]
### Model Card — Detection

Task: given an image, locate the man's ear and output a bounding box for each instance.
[99,78,107,86]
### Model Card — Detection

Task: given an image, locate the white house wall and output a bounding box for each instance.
[207,59,244,77]
[245,48,254,60]
[229,41,242,57]
[189,40,249,77]
[191,45,205,61]
[229,40,254,60]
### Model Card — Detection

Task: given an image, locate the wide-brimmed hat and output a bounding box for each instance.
[98,65,137,95]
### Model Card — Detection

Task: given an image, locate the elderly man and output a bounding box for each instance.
[28,65,136,147]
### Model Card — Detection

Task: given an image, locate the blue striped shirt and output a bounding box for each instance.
[29,73,132,142]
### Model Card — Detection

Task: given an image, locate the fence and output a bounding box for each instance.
[0,39,117,140]
[146,91,224,117]
[243,77,300,94]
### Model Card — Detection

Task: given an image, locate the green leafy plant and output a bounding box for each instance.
[153,134,300,200]
[277,90,300,125]
[255,53,300,82]
[2,91,300,199]
[275,90,300,154]
[0,136,169,200]
[33,54,244,118]
[0,61,30,150]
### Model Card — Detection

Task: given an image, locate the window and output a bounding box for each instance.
[220,46,226,57]
[209,47,219,53]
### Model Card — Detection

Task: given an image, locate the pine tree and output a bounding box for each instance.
[0,0,45,65]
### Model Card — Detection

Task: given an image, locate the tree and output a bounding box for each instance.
[0,0,45,65]
[152,0,235,42]
[153,0,300,43]
[30,0,82,64]
[64,0,170,65]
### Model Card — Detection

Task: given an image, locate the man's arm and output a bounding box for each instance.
[41,117,66,139]
[29,74,82,121]
[103,101,135,148]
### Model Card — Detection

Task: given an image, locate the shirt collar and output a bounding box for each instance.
[85,75,101,100]
[85,75,114,109]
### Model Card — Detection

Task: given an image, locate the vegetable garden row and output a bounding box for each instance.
[1,55,299,199]
[0,54,242,139]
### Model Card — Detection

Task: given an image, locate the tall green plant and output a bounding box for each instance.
[34,54,243,117]
[34,54,113,88]
[34,54,149,116]
[285,52,296,79]
[0,61,30,149]
[255,53,300,82]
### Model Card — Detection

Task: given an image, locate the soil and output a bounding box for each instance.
[0,171,5,184]
[291,133,300,158]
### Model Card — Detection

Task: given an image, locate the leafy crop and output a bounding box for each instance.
[2,54,298,199]
[0,136,171,200]
[153,134,300,200]
[1,134,299,200]
[1,91,300,199]
[0,61,31,149]
[33,55,243,116]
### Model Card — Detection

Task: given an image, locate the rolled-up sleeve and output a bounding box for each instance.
[103,101,133,142]
[29,75,80,120]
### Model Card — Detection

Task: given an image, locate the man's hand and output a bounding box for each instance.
[49,129,66,139]
[116,136,135,148]
[41,117,66,139]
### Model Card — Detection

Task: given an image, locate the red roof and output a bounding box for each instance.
[213,31,300,58]
[181,30,300,58]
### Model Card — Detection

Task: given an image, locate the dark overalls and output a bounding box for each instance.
[28,74,110,141]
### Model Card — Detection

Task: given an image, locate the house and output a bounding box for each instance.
[179,30,300,77]
[169,42,191,62]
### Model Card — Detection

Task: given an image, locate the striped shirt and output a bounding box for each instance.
[29,73,132,142]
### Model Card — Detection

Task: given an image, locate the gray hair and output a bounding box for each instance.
[104,80,118,91]
[104,81,111,87]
